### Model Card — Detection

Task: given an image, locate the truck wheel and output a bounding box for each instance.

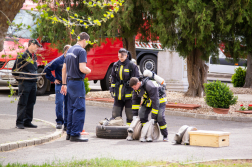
[36,68,48,95]
[139,55,157,74]
[96,125,128,139]
[100,66,112,91]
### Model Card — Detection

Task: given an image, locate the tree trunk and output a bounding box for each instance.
[0,0,25,52]
[122,36,137,60]
[185,48,209,97]
[243,53,252,88]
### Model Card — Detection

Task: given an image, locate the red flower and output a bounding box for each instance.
[240,104,244,106]
[249,104,252,106]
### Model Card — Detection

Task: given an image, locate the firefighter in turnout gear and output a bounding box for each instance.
[109,48,140,125]
[129,76,169,142]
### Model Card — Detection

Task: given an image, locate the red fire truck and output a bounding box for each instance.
[0,1,162,95]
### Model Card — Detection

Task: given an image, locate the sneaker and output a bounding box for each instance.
[56,123,62,129]
[163,137,169,142]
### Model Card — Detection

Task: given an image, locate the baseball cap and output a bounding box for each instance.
[29,39,42,47]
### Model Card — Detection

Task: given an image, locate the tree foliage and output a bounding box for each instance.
[148,0,252,97]
[32,0,124,52]
[31,0,158,59]
[150,0,227,60]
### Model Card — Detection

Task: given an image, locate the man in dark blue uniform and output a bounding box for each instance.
[12,39,42,129]
[45,45,71,130]
[61,32,91,142]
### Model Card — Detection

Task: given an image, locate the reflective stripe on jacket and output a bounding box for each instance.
[110,59,139,101]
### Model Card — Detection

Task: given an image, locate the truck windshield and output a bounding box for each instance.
[7,9,39,38]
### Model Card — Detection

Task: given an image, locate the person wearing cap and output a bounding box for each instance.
[109,48,139,126]
[44,45,71,131]
[61,32,91,142]
[12,39,42,129]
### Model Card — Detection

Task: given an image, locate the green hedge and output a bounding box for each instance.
[204,80,237,108]
[231,67,246,87]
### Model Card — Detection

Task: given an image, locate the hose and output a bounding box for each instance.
[127,117,160,141]
[132,120,142,140]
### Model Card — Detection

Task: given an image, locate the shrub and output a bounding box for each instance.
[231,67,246,87]
[84,77,91,95]
[204,80,238,108]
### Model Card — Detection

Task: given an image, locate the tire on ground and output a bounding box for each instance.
[36,68,48,95]
[100,66,112,91]
[96,125,128,139]
[139,55,157,74]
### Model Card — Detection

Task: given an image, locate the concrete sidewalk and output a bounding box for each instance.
[0,114,64,152]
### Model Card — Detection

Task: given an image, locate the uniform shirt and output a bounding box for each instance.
[44,54,65,82]
[12,49,38,82]
[64,45,87,79]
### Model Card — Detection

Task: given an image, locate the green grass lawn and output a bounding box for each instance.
[1,158,252,167]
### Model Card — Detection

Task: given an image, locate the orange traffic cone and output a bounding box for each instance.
[80,129,89,135]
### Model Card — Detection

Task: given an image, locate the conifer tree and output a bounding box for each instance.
[219,1,252,88]
[150,0,236,97]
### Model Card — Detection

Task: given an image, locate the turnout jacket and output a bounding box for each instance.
[110,59,139,101]
[132,78,167,116]
[12,49,38,82]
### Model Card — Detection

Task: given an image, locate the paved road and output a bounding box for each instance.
[0,94,252,165]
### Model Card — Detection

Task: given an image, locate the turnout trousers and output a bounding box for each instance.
[55,84,68,127]
[112,99,133,125]
[139,103,168,137]
[16,80,37,126]
[67,80,86,137]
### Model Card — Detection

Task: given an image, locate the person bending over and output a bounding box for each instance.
[129,77,169,141]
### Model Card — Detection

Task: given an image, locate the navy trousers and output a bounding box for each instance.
[16,80,37,125]
[67,80,86,137]
[55,84,68,127]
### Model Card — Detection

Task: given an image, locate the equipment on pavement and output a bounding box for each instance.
[97,116,128,139]
[139,119,160,142]
[172,125,197,145]
[127,116,142,141]
[127,117,160,142]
